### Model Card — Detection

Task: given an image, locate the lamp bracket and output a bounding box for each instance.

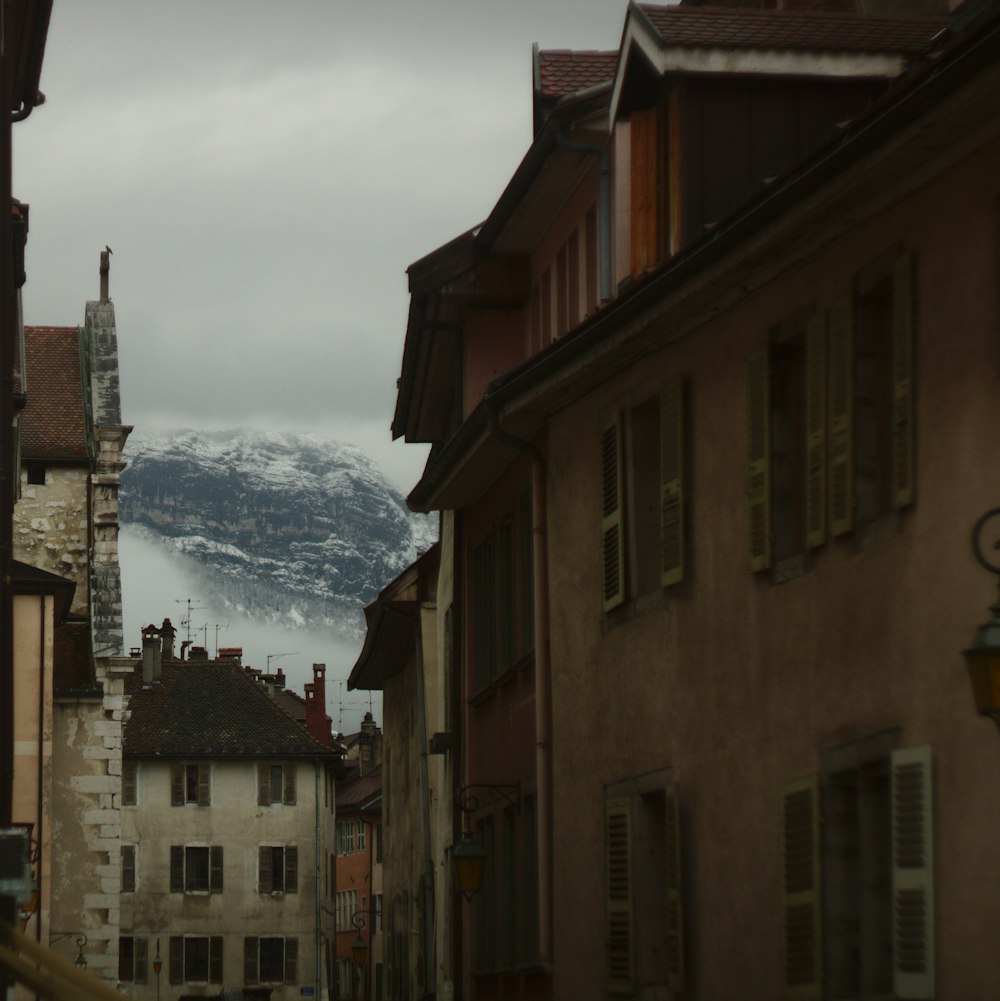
[457,782,520,817]
[972,507,1000,577]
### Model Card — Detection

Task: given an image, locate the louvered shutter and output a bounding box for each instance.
[805,311,827,549]
[210,846,224,893]
[630,106,664,276]
[286,845,299,893]
[605,797,634,994]
[169,846,184,893]
[135,937,148,984]
[892,253,915,509]
[660,377,685,587]
[244,938,258,985]
[601,414,626,611]
[783,776,821,1000]
[284,764,296,805]
[828,296,854,536]
[258,764,270,806]
[665,784,685,994]
[169,937,183,985]
[197,764,210,806]
[122,845,136,893]
[891,745,934,1000]
[209,937,223,984]
[170,764,183,806]
[259,846,272,893]
[122,760,137,806]
[747,349,772,571]
[284,937,299,984]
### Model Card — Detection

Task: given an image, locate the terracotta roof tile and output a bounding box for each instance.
[638,5,949,54]
[20,326,88,462]
[537,50,618,100]
[335,766,382,811]
[124,661,339,758]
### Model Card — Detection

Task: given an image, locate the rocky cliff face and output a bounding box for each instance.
[120,429,436,640]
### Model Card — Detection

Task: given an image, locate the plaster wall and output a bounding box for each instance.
[14,467,90,615]
[545,136,1000,1000]
[119,757,329,1001]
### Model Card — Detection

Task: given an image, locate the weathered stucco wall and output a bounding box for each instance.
[546,136,1000,1000]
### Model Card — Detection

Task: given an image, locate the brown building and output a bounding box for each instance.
[387,2,999,1000]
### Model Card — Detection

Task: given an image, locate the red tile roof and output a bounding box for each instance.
[638,5,949,54]
[21,326,88,462]
[537,50,618,100]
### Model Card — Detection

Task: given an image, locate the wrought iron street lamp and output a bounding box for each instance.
[450,783,519,898]
[964,507,1000,729]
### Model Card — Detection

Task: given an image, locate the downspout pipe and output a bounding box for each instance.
[483,399,552,970]
[556,133,612,304]
[414,616,436,998]
[314,761,322,1001]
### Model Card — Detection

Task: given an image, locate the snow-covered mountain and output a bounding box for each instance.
[120,429,437,641]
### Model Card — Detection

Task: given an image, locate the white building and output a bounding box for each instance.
[120,631,340,1001]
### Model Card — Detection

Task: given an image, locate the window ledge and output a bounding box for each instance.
[770,551,813,584]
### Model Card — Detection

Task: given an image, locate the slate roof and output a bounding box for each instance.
[638,4,949,54]
[537,50,618,100]
[124,661,339,758]
[335,765,382,812]
[20,326,88,462]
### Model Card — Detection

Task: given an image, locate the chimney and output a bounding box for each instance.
[160,618,176,663]
[188,646,208,661]
[141,624,161,685]
[303,664,333,747]
[275,667,285,689]
[358,711,382,777]
[99,249,110,303]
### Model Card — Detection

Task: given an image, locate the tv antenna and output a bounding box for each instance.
[266,652,299,672]
[175,598,207,644]
[202,622,229,657]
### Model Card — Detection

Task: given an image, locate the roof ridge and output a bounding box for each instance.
[639,3,950,21]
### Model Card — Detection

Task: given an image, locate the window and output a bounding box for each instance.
[335,890,358,932]
[25,463,45,486]
[244,937,298,985]
[337,958,354,1000]
[258,762,296,805]
[259,845,298,893]
[357,820,366,853]
[602,375,686,612]
[748,252,915,572]
[470,491,536,693]
[119,936,147,983]
[121,845,136,893]
[338,820,355,855]
[604,781,684,997]
[170,762,209,806]
[782,742,933,1000]
[169,936,222,985]
[122,760,137,806]
[170,845,223,894]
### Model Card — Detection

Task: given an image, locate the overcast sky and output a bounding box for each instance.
[15,0,630,492]
[14,1,634,721]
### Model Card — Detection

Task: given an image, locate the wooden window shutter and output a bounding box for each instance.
[828,295,854,536]
[782,776,821,1001]
[285,937,299,984]
[747,349,772,571]
[892,253,916,509]
[258,763,270,806]
[122,845,136,893]
[284,764,296,805]
[170,763,184,806]
[210,846,224,893]
[169,937,183,985]
[630,105,665,276]
[122,760,137,806]
[660,377,685,588]
[197,764,210,806]
[244,938,258,985]
[805,311,827,549]
[259,846,272,893]
[169,846,184,893]
[605,797,634,995]
[209,937,223,984]
[665,784,685,995]
[891,745,934,1000]
[135,937,148,984]
[602,413,626,612]
[286,845,299,893]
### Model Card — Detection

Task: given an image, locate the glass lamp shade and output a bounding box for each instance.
[965,643,1000,715]
[352,933,367,966]
[451,833,488,897]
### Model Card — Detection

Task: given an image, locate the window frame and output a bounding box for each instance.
[170,762,210,807]
[258,844,298,894]
[169,844,223,895]
[258,761,296,806]
[168,935,223,985]
[119,936,147,984]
